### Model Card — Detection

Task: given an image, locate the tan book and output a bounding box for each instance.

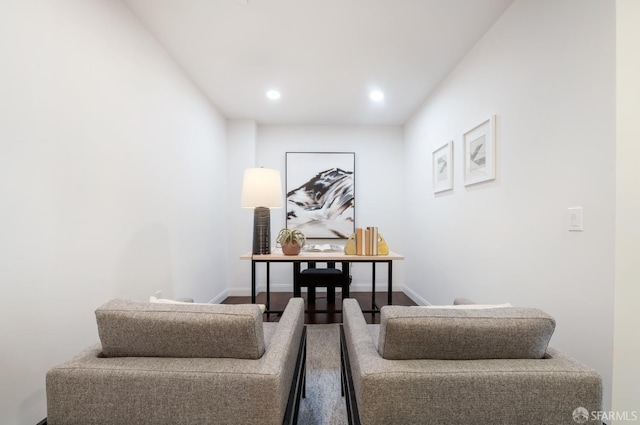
[365,227,372,256]
[372,227,378,256]
[356,228,364,255]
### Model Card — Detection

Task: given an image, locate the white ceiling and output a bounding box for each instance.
[121,0,515,126]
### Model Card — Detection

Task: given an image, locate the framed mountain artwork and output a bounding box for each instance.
[285,152,355,238]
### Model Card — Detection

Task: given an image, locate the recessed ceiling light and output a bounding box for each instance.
[369,90,384,102]
[266,90,281,100]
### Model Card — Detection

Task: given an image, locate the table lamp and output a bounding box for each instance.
[241,167,283,254]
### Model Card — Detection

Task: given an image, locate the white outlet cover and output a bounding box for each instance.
[568,207,583,231]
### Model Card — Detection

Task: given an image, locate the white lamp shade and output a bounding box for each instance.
[241,168,284,208]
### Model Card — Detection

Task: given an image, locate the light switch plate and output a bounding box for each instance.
[568,207,583,231]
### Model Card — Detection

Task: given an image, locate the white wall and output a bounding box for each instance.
[613,1,640,422]
[404,0,615,410]
[226,120,258,295]
[226,125,405,295]
[0,1,228,424]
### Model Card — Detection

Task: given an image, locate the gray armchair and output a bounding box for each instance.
[43,297,306,425]
[340,298,602,425]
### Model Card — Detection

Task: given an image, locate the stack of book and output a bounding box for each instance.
[355,227,379,256]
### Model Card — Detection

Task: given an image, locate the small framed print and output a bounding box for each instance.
[433,141,453,193]
[464,115,496,186]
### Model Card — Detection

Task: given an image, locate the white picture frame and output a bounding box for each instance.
[432,141,453,193]
[463,115,496,186]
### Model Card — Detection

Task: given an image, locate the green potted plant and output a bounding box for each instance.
[276,228,306,255]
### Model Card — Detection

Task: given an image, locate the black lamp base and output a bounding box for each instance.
[252,206,271,255]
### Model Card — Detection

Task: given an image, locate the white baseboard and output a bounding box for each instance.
[207,289,229,304]
[227,283,411,298]
[401,286,429,306]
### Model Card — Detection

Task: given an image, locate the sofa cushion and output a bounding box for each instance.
[378,305,555,360]
[96,299,265,359]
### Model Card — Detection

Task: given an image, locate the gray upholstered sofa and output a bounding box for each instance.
[340,298,603,425]
[43,297,306,425]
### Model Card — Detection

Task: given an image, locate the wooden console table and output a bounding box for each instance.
[240,250,404,313]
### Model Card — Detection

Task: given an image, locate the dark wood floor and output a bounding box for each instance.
[223,291,417,324]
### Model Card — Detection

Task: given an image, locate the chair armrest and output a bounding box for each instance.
[262,297,305,391]
[342,299,380,403]
[343,299,377,359]
[261,297,305,425]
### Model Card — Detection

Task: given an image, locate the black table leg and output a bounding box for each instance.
[342,262,350,299]
[371,263,377,311]
[251,259,256,304]
[293,262,301,297]
[387,261,393,305]
[266,262,271,311]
